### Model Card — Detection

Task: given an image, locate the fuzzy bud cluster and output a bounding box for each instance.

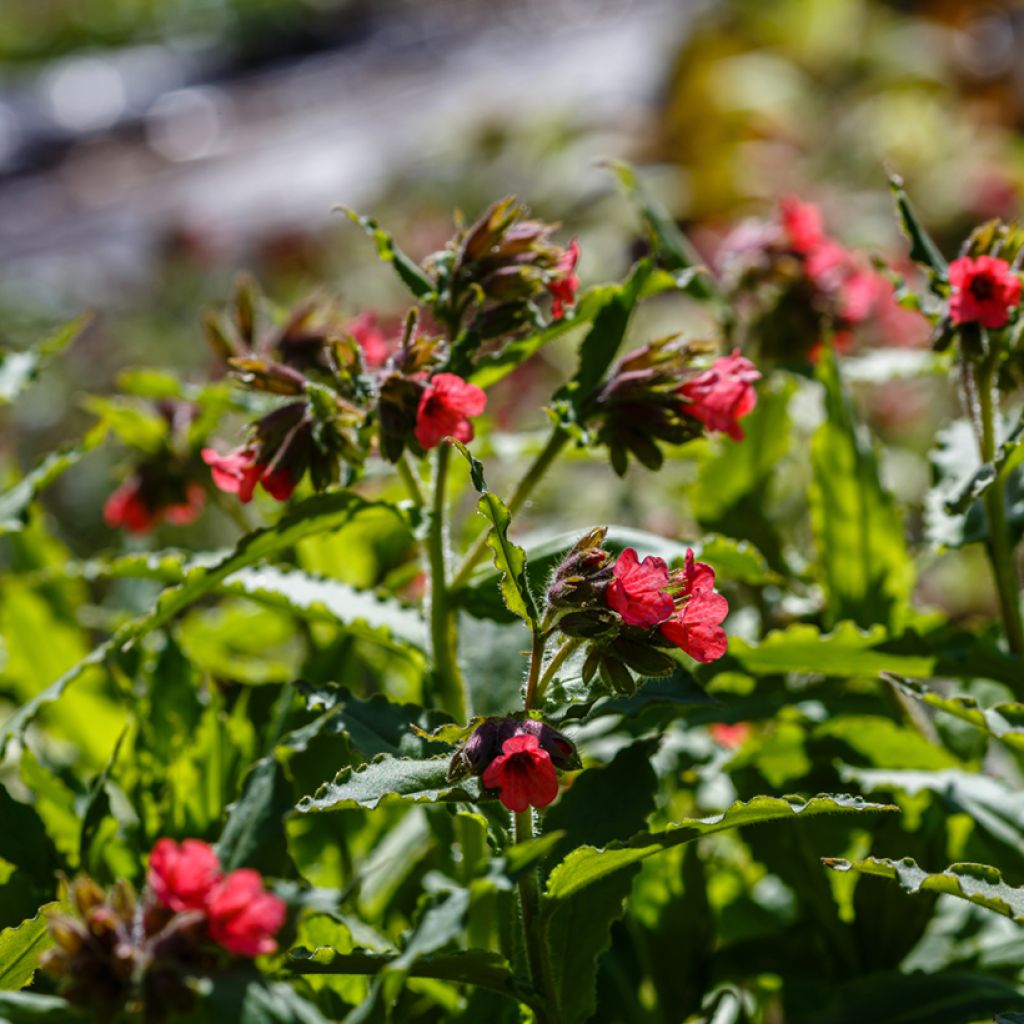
[449,716,580,813]
[39,839,285,1021]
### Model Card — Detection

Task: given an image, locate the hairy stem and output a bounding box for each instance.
[450,427,569,592]
[524,630,547,711]
[427,444,468,720]
[397,452,426,507]
[534,636,582,706]
[973,357,1024,660]
[514,809,557,1024]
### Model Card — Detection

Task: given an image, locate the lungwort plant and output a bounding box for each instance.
[2,172,1024,1023]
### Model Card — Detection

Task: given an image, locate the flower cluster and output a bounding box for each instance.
[40,839,285,1019]
[587,340,761,474]
[543,529,730,698]
[718,196,926,363]
[102,401,208,535]
[449,717,580,812]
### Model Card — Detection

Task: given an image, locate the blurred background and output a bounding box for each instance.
[3,0,1024,567]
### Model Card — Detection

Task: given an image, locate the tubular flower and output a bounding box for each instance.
[481,733,560,813]
[451,717,579,782]
[148,839,221,913]
[347,311,391,368]
[202,447,296,503]
[205,869,287,958]
[605,547,674,627]
[103,479,158,534]
[678,351,761,441]
[780,196,825,255]
[948,254,1021,329]
[104,475,205,535]
[548,238,581,319]
[414,373,487,449]
[659,550,729,663]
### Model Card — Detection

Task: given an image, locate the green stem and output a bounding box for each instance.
[427,444,467,720]
[524,631,546,711]
[397,452,426,507]
[450,427,569,592]
[974,358,1024,660]
[514,809,557,1024]
[534,636,582,707]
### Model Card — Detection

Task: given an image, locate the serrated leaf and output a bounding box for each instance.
[811,347,912,631]
[545,794,895,901]
[0,427,106,536]
[451,441,537,628]
[884,674,1024,752]
[889,174,948,278]
[339,207,435,299]
[0,316,90,405]
[730,621,934,678]
[823,856,1024,922]
[0,491,400,755]
[0,907,57,990]
[297,755,481,812]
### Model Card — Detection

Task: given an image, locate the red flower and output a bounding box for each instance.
[103,479,157,534]
[679,351,761,441]
[710,722,750,749]
[205,869,286,958]
[148,838,221,913]
[659,550,729,663]
[414,373,487,449]
[948,254,1021,329]
[104,479,205,535]
[347,311,391,368]
[780,196,825,255]
[548,239,580,319]
[605,547,674,627]
[202,447,296,503]
[481,733,559,813]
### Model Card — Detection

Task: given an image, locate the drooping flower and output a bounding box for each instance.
[147,838,221,913]
[547,239,580,319]
[201,447,296,503]
[452,717,579,781]
[481,733,559,813]
[205,869,286,958]
[948,254,1021,329]
[414,373,487,449]
[780,196,825,255]
[605,548,674,627]
[347,311,391,368]
[679,351,761,441]
[659,550,729,663]
[104,477,205,535]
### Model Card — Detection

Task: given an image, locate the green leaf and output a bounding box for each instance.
[297,756,481,812]
[823,856,1024,922]
[810,347,912,631]
[729,622,935,678]
[0,430,105,536]
[451,441,538,629]
[287,948,529,1007]
[0,993,89,1022]
[545,794,896,901]
[0,316,90,405]
[889,174,948,278]
[565,258,653,412]
[885,673,1024,751]
[217,754,295,875]
[0,490,400,755]
[0,786,61,892]
[339,207,435,299]
[0,907,56,990]
[809,970,1024,1024]
[606,160,715,299]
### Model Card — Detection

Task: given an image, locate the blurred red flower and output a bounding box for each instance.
[679,351,761,441]
[948,255,1021,329]
[414,373,487,449]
